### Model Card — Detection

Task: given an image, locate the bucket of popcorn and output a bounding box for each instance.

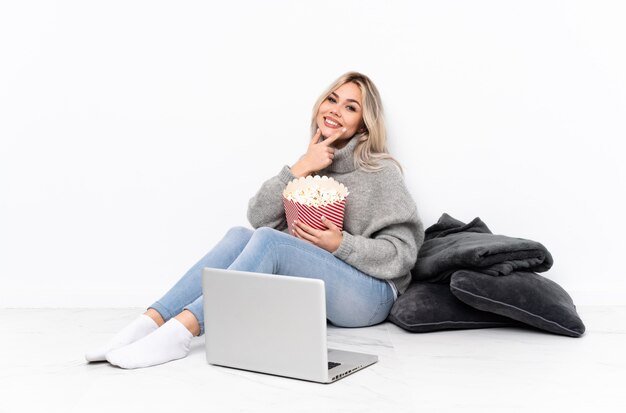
[283,176,349,235]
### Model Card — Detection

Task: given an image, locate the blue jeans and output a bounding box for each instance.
[148,226,396,336]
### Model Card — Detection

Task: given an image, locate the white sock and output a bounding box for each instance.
[105,318,193,369]
[85,314,159,362]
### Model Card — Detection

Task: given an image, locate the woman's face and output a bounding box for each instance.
[316,82,364,148]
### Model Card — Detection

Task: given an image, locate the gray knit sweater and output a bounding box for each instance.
[247,136,425,295]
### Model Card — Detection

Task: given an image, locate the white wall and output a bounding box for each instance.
[1,0,625,307]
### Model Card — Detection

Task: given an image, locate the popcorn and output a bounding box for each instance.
[284,185,345,207]
[283,176,349,234]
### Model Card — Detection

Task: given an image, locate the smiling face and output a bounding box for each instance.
[316,82,364,148]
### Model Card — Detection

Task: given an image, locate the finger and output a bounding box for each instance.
[294,220,321,238]
[321,127,347,146]
[321,215,339,230]
[291,223,300,237]
[310,128,322,145]
[294,222,318,243]
[294,229,305,240]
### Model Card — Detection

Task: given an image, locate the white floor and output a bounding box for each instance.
[1,306,625,413]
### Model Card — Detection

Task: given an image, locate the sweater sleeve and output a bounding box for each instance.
[332,209,425,280]
[247,165,296,231]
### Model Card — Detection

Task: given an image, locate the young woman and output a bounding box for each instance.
[85,71,425,369]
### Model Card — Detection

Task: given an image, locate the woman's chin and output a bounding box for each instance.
[320,126,342,138]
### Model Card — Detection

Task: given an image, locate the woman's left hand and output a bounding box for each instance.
[292,216,343,253]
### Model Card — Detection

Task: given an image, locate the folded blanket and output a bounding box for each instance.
[411,213,553,283]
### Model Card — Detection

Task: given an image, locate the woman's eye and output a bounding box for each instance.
[347,106,356,112]
[327,96,336,103]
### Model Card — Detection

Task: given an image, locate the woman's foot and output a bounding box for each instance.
[105,318,194,369]
[84,313,160,362]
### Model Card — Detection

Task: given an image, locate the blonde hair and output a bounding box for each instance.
[310,71,403,173]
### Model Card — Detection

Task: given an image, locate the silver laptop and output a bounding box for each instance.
[202,268,378,383]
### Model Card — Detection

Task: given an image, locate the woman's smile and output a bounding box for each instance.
[323,116,342,128]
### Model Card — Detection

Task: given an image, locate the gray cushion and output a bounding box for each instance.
[412,213,554,284]
[388,282,517,333]
[450,270,586,337]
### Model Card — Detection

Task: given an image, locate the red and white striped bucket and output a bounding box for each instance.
[283,197,346,234]
[282,175,349,236]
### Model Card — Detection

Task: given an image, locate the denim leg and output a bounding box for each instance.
[148,226,253,331]
[226,227,395,328]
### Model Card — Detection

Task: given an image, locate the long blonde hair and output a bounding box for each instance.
[310,71,403,173]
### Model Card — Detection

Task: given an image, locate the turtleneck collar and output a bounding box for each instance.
[319,134,361,174]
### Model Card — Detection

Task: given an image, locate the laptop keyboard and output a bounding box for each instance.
[328,361,341,370]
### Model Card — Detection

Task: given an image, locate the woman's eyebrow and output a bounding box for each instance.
[331,91,361,107]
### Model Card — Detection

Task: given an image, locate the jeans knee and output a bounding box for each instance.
[225,226,254,241]
[251,226,281,243]
[245,227,283,258]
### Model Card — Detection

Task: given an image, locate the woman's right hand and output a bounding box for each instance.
[290,127,346,177]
